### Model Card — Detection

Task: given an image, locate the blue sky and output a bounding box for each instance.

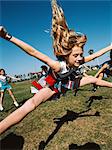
[0,0,112,76]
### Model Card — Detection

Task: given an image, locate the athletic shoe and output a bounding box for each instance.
[0,105,4,111]
[93,87,97,92]
[14,101,19,107]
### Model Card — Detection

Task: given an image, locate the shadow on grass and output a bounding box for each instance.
[38,108,100,150]
[0,132,24,150]
[69,142,101,150]
[86,96,103,108]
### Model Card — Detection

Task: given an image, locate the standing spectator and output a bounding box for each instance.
[31,65,48,93]
[0,69,19,111]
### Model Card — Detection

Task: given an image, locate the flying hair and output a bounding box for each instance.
[51,0,87,57]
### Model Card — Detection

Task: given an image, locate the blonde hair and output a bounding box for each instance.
[51,0,87,57]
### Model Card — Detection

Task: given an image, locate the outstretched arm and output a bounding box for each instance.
[7,75,20,80]
[84,45,112,63]
[95,63,108,78]
[0,26,60,72]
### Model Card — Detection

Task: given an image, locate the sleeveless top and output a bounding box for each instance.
[0,75,9,86]
[32,61,83,94]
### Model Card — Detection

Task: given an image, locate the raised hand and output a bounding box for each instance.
[0,26,12,40]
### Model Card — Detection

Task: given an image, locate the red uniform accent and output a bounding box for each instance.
[32,74,59,93]
[45,75,59,93]
[45,75,56,86]
[32,81,43,90]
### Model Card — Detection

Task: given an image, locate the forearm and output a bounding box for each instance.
[95,65,107,77]
[85,45,112,62]
[95,68,104,78]
[7,75,19,80]
[10,36,49,63]
[9,37,61,71]
[0,25,50,64]
[0,26,61,72]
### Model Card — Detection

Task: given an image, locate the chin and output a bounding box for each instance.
[74,63,80,67]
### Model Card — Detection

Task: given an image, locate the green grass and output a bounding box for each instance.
[0,79,112,150]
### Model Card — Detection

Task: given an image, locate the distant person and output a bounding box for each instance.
[93,50,112,91]
[31,65,48,93]
[0,0,112,134]
[30,65,48,80]
[0,69,19,111]
[40,65,48,77]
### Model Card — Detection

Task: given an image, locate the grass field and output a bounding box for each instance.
[0,77,112,150]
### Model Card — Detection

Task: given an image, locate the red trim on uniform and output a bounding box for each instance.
[45,75,56,86]
[32,74,59,93]
[32,81,43,90]
[52,87,59,93]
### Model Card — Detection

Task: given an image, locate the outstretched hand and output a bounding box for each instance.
[0,26,7,38]
[0,26,12,40]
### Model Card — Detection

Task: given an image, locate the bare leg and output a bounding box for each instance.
[0,92,4,111]
[80,76,112,87]
[98,72,104,80]
[7,89,19,107]
[0,88,55,134]
[7,89,16,102]
[93,72,104,91]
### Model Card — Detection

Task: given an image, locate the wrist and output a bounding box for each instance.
[5,33,12,41]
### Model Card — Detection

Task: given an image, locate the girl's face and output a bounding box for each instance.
[0,70,5,75]
[67,46,83,67]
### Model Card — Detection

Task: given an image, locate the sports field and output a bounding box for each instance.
[0,77,112,150]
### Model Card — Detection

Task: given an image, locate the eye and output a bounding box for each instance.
[80,54,83,57]
[73,54,78,57]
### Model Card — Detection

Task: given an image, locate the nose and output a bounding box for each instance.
[77,55,83,61]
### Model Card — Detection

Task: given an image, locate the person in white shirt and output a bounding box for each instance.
[0,69,19,111]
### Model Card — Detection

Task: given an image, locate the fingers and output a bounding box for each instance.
[0,26,7,39]
[0,26,12,41]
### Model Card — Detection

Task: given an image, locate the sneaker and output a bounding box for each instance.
[14,101,19,107]
[93,87,97,92]
[0,105,4,111]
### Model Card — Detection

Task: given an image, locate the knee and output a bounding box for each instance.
[23,98,37,113]
[88,76,98,84]
[8,90,13,95]
[9,93,13,96]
